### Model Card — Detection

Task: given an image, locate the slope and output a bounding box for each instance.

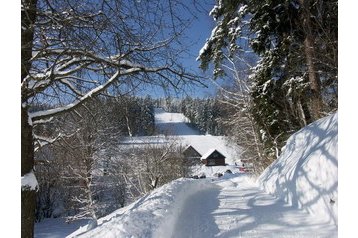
[69,172,337,238]
[154,108,200,136]
[258,112,338,225]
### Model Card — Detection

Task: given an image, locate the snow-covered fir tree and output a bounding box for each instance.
[197,0,337,172]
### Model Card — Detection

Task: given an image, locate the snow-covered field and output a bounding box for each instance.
[35,109,338,238]
[154,108,199,136]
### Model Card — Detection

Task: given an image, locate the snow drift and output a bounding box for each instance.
[258,112,338,225]
[69,178,216,238]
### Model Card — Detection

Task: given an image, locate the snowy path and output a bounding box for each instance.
[160,175,337,238]
[171,185,221,238]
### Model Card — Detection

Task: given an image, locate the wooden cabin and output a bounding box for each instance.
[182,145,202,165]
[200,149,226,166]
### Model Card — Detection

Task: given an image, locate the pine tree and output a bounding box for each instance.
[198,0,337,169]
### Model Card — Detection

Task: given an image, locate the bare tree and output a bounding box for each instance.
[140,139,185,190]
[21,0,201,236]
[112,136,187,195]
[213,52,270,174]
[34,98,128,225]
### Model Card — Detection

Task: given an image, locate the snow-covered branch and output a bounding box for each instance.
[29,70,120,121]
[34,129,80,152]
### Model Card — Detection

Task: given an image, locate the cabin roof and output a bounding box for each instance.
[200,148,226,160]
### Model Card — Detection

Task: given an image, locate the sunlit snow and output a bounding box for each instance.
[35,109,338,238]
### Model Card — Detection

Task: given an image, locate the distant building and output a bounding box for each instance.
[182,145,202,165]
[200,149,226,166]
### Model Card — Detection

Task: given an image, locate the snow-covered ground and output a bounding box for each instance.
[166,175,336,238]
[35,219,89,238]
[35,109,338,238]
[155,107,241,164]
[259,112,338,226]
[121,108,241,165]
[68,174,337,238]
[154,108,200,136]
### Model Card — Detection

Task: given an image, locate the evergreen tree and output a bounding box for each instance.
[197,0,337,170]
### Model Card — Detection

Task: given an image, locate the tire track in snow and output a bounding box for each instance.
[170,186,221,238]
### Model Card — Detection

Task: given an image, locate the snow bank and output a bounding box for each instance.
[258,112,338,225]
[190,164,242,178]
[21,171,39,191]
[69,178,216,238]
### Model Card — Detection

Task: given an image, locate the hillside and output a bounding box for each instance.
[65,112,337,238]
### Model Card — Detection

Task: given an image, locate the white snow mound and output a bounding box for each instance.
[258,112,338,225]
[68,178,216,238]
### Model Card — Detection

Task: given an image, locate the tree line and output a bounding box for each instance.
[154,96,225,135]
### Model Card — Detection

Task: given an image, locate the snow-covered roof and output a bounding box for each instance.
[183,145,201,154]
[200,148,226,160]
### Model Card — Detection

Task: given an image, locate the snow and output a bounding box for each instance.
[196,26,218,61]
[200,148,218,160]
[165,175,336,238]
[190,164,240,177]
[209,5,219,18]
[35,219,89,238]
[21,171,39,191]
[180,135,240,165]
[146,108,241,165]
[36,109,338,238]
[154,108,199,136]
[69,178,215,238]
[68,173,337,238]
[155,108,240,164]
[238,5,248,15]
[258,112,338,226]
[261,79,271,94]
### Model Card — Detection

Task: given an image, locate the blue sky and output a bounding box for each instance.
[138,0,218,98]
[180,1,217,97]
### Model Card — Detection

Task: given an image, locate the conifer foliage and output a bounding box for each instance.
[198,0,337,172]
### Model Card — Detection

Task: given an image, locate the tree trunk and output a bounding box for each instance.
[21,107,36,238]
[21,0,38,237]
[296,100,307,127]
[21,190,36,238]
[299,0,322,120]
